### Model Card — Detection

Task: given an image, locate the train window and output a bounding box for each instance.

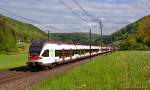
[65,50,70,57]
[86,49,89,53]
[76,50,79,55]
[72,50,75,56]
[29,43,43,54]
[76,50,80,54]
[81,50,84,54]
[55,50,61,58]
[42,50,49,57]
[71,50,76,56]
[79,50,82,55]
[87,50,89,52]
[96,49,99,52]
[72,50,85,56]
[55,50,72,58]
[84,49,86,54]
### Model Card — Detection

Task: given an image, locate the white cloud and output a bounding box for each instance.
[0,0,149,34]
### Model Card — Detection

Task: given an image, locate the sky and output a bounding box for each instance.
[0,0,150,35]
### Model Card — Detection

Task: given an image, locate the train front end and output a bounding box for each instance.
[27,41,44,68]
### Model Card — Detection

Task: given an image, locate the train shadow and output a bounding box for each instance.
[9,66,45,72]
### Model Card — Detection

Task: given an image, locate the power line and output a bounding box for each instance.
[72,0,98,22]
[0,5,90,32]
[1,2,90,32]
[0,7,65,31]
[0,7,42,24]
[71,0,104,48]
[59,0,89,23]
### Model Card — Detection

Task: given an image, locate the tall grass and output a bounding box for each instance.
[32,51,150,90]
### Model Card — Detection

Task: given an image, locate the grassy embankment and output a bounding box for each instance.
[0,54,27,70]
[32,51,150,90]
[0,43,29,70]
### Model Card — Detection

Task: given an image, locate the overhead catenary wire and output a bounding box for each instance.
[59,0,89,23]
[72,0,104,47]
[72,0,99,23]
[0,3,93,33]
[0,7,65,31]
[72,0,105,46]
[0,3,89,31]
[0,7,42,24]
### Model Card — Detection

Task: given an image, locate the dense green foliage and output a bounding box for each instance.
[0,15,47,53]
[111,23,137,41]
[111,15,150,50]
[0,14,111,53]
[51,33,100,45]
[32,51,150,90]
[51,33,110,46]
[0,54,27,69]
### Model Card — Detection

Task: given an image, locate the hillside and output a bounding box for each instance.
[0,14,112,53]
[0,15,47,53]
[51,33,99,45]
[51,33,111,46]
[111,15,150,50]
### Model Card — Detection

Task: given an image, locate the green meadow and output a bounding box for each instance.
[32,51,150,90]
[0,54,27,69]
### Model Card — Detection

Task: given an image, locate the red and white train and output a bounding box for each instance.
[27,41,112,68]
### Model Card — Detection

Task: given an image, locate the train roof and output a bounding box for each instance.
[30,41,101,50]
[30,41,99,47]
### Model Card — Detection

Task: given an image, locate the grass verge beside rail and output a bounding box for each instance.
[0,54,27,70]
[32,51,150,90]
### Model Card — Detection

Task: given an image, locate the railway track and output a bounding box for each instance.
[0,66,45,85]
[0,50,112,89]
[0,72,32,85]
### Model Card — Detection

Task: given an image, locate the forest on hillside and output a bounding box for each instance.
[0,15,47,53]
[0,15,110,53]
[51,33,111,46]
[111,15,150,50]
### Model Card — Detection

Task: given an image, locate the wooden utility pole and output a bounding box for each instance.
[90,29,92,61]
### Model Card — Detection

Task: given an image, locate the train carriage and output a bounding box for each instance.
[27,41,110,68]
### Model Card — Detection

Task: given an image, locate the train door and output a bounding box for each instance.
[49,49,55,63]
[41,49,55,64]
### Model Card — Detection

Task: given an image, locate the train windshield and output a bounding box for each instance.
[29,42,43,54]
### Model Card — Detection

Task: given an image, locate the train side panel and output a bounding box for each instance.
[27,42,111,68]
